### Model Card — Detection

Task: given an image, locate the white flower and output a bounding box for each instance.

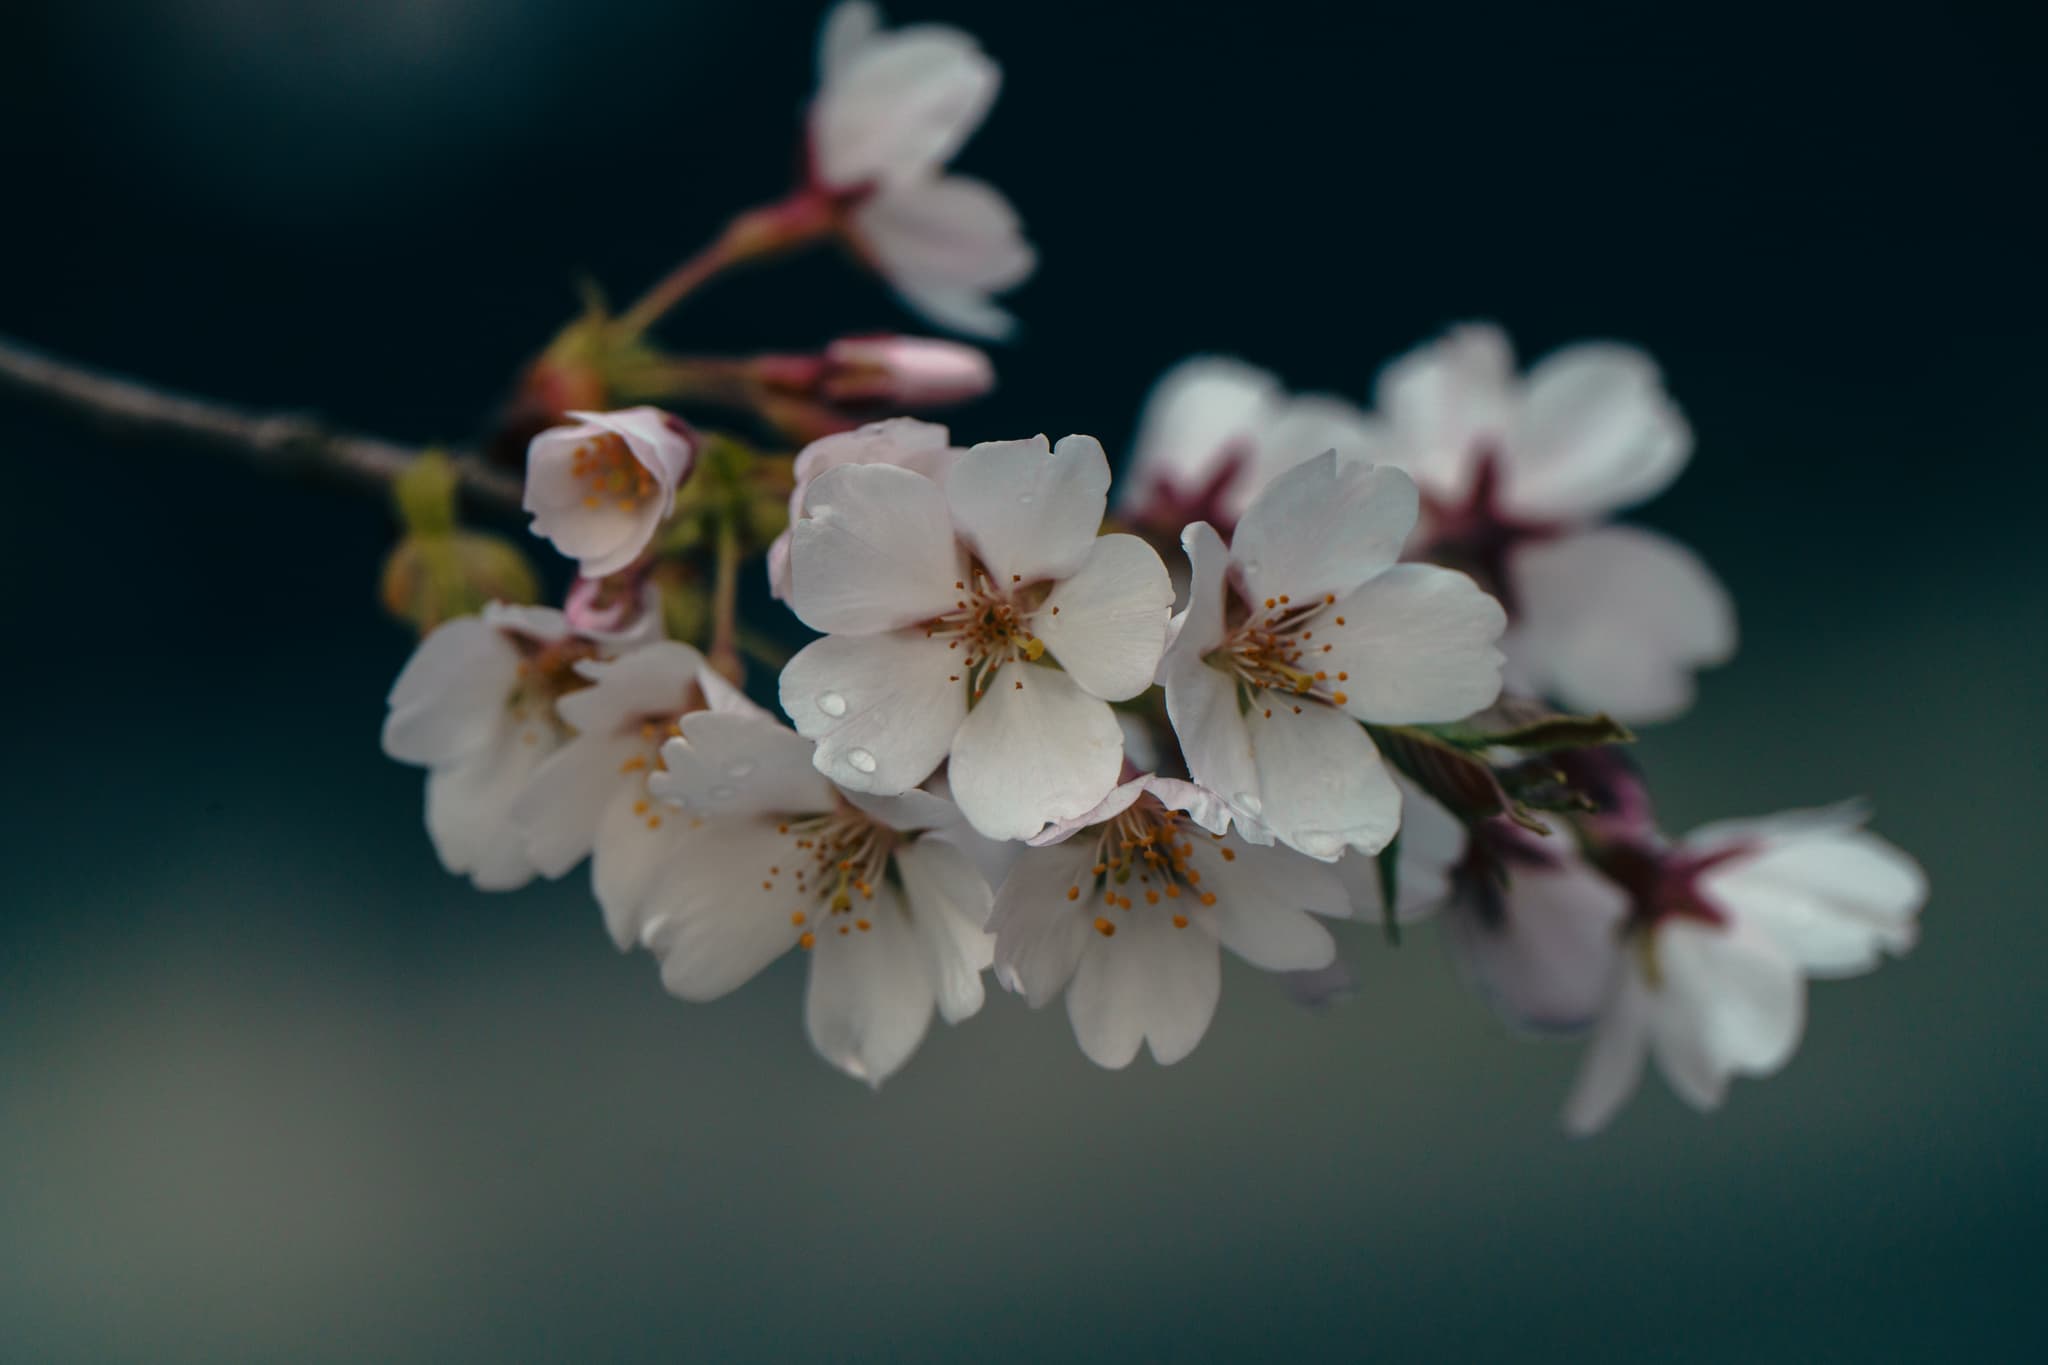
[1563,805,1927,1134]
[1444,830,1632,1035]
[1334,778,1467,924]
[1117,356,1377,535]
[612,710,995,1086]
[779,433,1174,841]
[1362,324,1734,722]
[989,775,1350,1067]
[381,604,591,890]
[523,408,695,578]
[766,417,962,603]
[510,641,761,948]
[1160,451,1507,860]
[809,4,1033,338]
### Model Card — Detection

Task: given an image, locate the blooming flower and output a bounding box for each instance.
[1117,356,1376,539]
[989,775,1350,1067]
[1160,451,1507,860]
[612,710,995,1086]
[809,3,1033,337]
[381,604,596,890]
[1360,324,1734,722]
[766,417,963,603]
[1563,804,1927,1134]
[510,640,760,948]
[779,432,1174,841]
[523,407,695,578]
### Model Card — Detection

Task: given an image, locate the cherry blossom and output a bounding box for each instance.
[1563,805,1927,1133]
[779,432,1173,841]
[613,711,995,1086]
[989,775,1349,1067]
[766,417,962,603]
[809,3,1033,337]
[523,408,695,578]
[1362,324,1734,722]
[1160,451,1506,860]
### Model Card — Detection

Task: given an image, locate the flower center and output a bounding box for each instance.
[758,801,902,950]
[923,569,1049,699]
[569,432,657,513]
[1208,589,1353,718]
[505,633,599,743]
[1061,796,1234,936]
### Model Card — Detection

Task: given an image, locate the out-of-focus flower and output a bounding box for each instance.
[990,775,1348,1067]
[766,417,963,602]
[779,433,1173,840]
[808,3,1033,337]
[817,334,995,408]
[622,710,994,1086]
[1117,357,1376,538]
[381,604,591,890]
[1563,805,1927,1134]
[511,640,759,945]
[1160,452,1506,859]
[1363,324,1734,723]
[523,408,695,578]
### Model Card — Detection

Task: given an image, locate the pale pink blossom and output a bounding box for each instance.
[523,408,695,578]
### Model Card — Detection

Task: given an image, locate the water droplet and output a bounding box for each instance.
[1233,791,1264,817]
[725,759,756,779]
[710,785,737,802]
[817,691,848,717]
[846,747,878,774]
[1019,492,1036,505]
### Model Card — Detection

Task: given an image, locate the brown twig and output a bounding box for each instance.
[0,333,524,513]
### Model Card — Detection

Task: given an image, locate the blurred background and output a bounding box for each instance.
[2,1,2043,1359]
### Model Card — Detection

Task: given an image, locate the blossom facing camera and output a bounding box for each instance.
[625,711,995,1086]
[779,432,1174,841]
[1562,805,1927,1134]
[990,776,1350,1067]
[1365,324,1734,723]
[523,407,695,578]
[808,3,1034,338]
[1160,452,1508,860]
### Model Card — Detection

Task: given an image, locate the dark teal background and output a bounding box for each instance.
[2,1,2043,1359]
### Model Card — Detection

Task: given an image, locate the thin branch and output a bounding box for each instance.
[0,333,524,512]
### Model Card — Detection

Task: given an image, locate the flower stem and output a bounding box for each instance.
[613,191,842,340]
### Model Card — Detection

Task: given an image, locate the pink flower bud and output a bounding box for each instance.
[819,335,994,409]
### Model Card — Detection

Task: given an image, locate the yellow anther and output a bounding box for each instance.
[1093,917,1116,937]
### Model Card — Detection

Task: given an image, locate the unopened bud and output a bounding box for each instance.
[818,335,994,410]
[380,531,540,635]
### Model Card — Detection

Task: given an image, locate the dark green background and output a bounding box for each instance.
[3,1,2042,1359]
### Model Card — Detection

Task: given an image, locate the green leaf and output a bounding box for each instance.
[1424,698,1634,755]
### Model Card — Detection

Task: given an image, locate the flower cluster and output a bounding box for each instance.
[376,3,1924,1129]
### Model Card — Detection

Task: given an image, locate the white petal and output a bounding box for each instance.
[652,712,837,820]
[988,842,1098,1006]
[841,787,962,833]
[382,617,518,767]
[1337,779,1466,922]
[555,641,709,738]
[779,630,967,795]
[1230,452,1418,608]
[1561,967,1651,1136]
[1162,520,1232,659]
[776,418,957,603]
[1506,344,1691,521]
[423,728,552,891]
[803,887,936,1086]
[1160,646,1261,838]
[946,664,1124,840]
[1323,564,1507,724]
[788,462,966,634]
[513,734,642,879]
[1066,909,1221,1067]
[1023,776,1152,848]
[1245,704,1401,859]
[1118,356,1281,516]
[1696,827,1925,978]
[1649,919,1806,1111]
[944,434,1110,587]
[1257,393,1387,496]
[810,23,997,189]
[852,176,1034,339]
[816,0,880,79]
[1371,323,1517,500]
[1033,533,1173,701]
[643,820,805,1001]
[1200,851,1340,973]
[895,836,995,1023]
[1446,858,1629,1032]
[592,786,682,950]
[1507,526,1734,724]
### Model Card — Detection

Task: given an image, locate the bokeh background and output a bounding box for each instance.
[3,1,2043,1360]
